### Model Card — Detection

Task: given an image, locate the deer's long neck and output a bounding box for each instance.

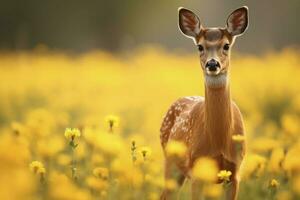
[204,74,233,156]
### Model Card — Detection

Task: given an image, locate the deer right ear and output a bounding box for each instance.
[178,7,202,44]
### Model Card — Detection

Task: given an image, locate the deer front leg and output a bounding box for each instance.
[191,179,204,200]
[225,177,239,200]
[161,161,186,200]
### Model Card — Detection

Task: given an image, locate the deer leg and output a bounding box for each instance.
[160,161,186,200]
[226,177,239,200]
[191,179,204,200]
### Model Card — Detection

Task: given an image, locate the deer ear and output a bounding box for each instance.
[178,7,202,43]
[226,6,249,36]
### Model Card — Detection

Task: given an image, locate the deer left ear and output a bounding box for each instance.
[226,6,249,36]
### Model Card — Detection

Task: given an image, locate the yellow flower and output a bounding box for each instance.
[165,141,187,157]
[203,184,223,198]
[283,142,300,173]
[251,137,280,153]
[91,154,105,165]
[49,172,91,200]
[217,170,232,182]
[241,153,266,178]
[56,154,71,166]
[232,134,245,143]
[86,176,108,191]
[37,167,46,175]
[100,191,107,198]
[268,148,285,173]
[64,128,81,140]
[192,157,218,182]
[281,114,300,136]
[165,179,178,190]
[93,131,124,156]
[131,170,144,188]
[139,146,152,160]
[292,175,300,195]
[93,167,109,180]
[37,137,64,158]
[11,121,24,136]
[105,115,120,131]
[29,161,44,174]
[269,179,280,188]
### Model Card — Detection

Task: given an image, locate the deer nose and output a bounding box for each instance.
[205,59,220,72]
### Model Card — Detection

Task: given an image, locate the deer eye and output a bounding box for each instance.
[223,44,230,51]
[197,44,204,52]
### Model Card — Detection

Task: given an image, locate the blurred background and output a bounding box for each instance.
[0,0,299,53]
[1,1,300,200]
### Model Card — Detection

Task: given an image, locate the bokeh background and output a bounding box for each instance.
[1,0,299,53]
[1,0,300,200]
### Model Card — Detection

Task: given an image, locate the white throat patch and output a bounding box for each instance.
[205,73,228,88]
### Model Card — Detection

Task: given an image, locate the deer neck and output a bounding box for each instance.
[203,73,233,155]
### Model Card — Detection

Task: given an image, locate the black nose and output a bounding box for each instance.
[205,59,220,71]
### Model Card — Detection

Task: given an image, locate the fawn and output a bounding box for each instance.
[160,6,249,200]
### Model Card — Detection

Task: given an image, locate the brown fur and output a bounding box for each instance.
[160,84,246,200]
[161,6,248,200]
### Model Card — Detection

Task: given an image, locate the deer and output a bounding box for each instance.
[160,6,249,200]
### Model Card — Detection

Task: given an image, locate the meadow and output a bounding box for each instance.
[0,46,300,200]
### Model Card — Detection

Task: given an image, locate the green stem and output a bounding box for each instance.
[70,139,77,180]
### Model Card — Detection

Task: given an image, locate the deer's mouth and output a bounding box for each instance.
[206,67,228,76]
[206,68,221,76]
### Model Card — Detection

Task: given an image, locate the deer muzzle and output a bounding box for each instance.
[205,59,221,75]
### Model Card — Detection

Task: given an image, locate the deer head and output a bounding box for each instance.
[178,7,249,88]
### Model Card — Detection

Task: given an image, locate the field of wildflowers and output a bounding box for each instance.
[0,46,300,200]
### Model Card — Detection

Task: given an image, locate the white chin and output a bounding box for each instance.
[206,68,221,76]
[205,73,228,88]
[206,71,220,76]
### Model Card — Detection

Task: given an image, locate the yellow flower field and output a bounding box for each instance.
[0,46,300,199]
